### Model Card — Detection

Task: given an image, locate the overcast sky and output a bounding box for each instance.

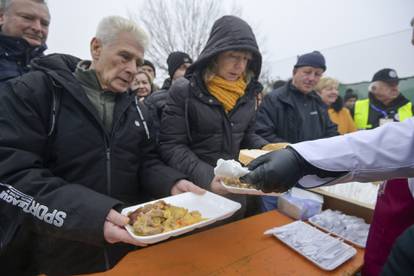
[47,0,414,83]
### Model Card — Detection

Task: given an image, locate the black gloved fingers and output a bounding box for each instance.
[240,165,265,190]
[246,152,272,170]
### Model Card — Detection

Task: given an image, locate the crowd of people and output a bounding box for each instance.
[0,0,413,275]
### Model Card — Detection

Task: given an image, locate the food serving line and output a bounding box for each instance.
[83,152,367,275]
[85,210,364,276]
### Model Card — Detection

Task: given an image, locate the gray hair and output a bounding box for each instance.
[95,16,149,51]
[1,0,47,12]
[368,81,379,92]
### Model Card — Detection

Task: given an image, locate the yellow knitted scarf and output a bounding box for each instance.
[207,76,247,112]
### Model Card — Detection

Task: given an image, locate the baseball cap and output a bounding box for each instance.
[372,68,399,85]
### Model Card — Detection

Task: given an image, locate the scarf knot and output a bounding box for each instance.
[207,76,247,112]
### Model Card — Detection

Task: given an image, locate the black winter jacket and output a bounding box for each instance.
[144,88,169,143]
[159,16,267,192]
[0,33,46,82]
[255,81,339,143]
[0,54,185,275]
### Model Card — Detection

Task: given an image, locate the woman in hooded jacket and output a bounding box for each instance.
[159,15,268,219]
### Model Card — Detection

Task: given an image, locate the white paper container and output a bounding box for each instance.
[269,221,357,271]
[122,191,241,244]
[221,180,282,196]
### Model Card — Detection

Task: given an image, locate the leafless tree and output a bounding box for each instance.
[130,0,271,84]
[130,0,240,72]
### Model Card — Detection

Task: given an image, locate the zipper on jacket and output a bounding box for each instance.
[104,247,110,270]
[105,147,111,195]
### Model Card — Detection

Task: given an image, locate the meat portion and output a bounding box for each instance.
[127,200,205,236]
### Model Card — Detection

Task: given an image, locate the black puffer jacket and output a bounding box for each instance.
[0,33,46,82]
[159,16,267,208]
[255,81,339,143]
[144,78,174,143]
[0,54,185,275]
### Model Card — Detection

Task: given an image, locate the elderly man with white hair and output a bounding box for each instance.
[0,16,203,275]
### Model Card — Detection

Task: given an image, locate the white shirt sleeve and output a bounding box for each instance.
[291,118,414,188]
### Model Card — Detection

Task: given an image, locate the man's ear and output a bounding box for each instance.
[90,37,102,61]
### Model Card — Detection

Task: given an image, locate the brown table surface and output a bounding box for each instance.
[87,211,364,276]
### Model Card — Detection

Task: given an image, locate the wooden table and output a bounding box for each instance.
[87,211,364,276]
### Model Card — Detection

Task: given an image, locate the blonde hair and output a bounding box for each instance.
[136,70,153,85]
[95,16,149,50]
[315,76,339,93]
[135,70,154,93]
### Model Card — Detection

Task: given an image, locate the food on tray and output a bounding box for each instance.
[222,177,258,189]
[127,200,205,236]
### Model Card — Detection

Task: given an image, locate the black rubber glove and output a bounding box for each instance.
[240,147,347,193]
[240,147,306,193]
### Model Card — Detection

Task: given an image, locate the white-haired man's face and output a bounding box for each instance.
[91,32,144,93]
[371,81,399,105]
[0,0,50,46]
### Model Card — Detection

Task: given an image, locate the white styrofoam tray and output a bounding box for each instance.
[265,221,357,271]
[221,181,282,196]
[308,210,369,248]
[122,191,241,244]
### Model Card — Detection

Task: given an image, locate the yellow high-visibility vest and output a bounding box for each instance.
[354,99,413,130]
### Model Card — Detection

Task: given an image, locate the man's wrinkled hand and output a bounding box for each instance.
[103,209,147,247]
[210,175,228,195]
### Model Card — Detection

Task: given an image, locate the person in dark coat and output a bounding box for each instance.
[343,88,358,110]
[144,51,193,143]
[255,51,338,211]
[0,16,203,276]
[0,0,50,82]
[255,51,338,144]
[159,15,268,220]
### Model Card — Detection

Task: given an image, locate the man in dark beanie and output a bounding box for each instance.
[145,51,193,143]
[343,88,358,110]
[140,59,156,79]
[255,50,338,211]
[294,50,326,71]
[167,51,193,81]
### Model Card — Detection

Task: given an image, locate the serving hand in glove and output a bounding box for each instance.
[240,147,306,193]
[240,147,346,193]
